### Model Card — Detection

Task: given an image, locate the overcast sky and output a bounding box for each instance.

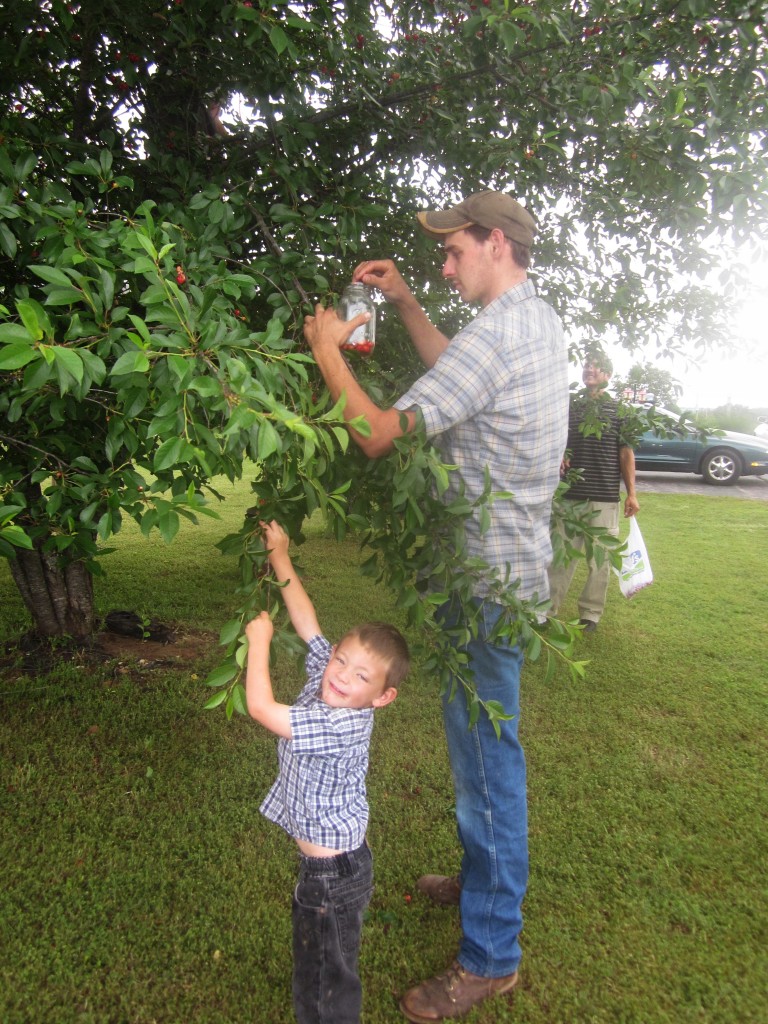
[608,261,768,412]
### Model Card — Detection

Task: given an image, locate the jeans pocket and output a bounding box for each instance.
[294,873,327,911]
[330,876,371,959]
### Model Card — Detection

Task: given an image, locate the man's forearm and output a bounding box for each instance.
[620,446,640,515]
[620,447,637,496]
[312,344,413,457]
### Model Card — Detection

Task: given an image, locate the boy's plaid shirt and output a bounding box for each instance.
[260,635,373,851]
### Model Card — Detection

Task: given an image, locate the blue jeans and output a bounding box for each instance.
[439,600,527,978]
[292,841,373,1024]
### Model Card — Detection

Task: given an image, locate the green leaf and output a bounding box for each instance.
[51,346,84,385]
[157,510,180,543]
[189,376,222,397]
[0,323,33,343]
[44,287,85,306]
[15,151,37,179]
[331,426,349,452]
[204,662,237,688]
[0,223,17,259]
[100,268,115,310]
[235,641,248,668]
[257,420,280,459]
[0,344,37,370]
[188,193,211,210]
[127,315,152,346]
[153,436,189,472]
[269,24,289,54]
[219,619,242,646]
[230,683,248,716]
[29,265,73,287]
[111,350,151,376]
[203,690,229,709]
[135,233,158,260]
[16,300,43,341]
[0,524,33,550]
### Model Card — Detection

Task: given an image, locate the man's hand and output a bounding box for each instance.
[353,258,449,367]
[246,610,274,646]
[353,259,413,306]
[624,495,640,518]
[303,303,369,356]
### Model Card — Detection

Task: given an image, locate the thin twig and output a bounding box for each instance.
[247,203,311,306]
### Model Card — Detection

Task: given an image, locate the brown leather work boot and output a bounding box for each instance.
[415,874,461,906]
[399,960,519,1022]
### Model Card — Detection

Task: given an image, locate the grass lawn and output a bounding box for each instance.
[1,483,766,1023]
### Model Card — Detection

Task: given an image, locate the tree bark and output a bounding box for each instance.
[9,544,95,640]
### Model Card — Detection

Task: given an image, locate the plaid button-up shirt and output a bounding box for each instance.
[395,280,569,600]
[260,635,373,852]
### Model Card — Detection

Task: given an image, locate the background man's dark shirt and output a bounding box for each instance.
[564,395,631,503]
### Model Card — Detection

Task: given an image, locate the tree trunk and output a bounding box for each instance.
[9,544,95,640]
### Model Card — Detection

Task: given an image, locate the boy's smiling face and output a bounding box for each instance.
[320,636,397,710]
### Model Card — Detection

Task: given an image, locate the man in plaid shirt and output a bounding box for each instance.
[303,190,569,1022]
[245,520,410,1024]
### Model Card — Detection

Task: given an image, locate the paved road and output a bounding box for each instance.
[636,471,768,501]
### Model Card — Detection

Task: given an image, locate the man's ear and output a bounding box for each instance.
[372,687,398,709]
[489,226,507,254]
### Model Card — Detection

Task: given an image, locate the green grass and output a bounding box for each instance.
[1,485,766,1023]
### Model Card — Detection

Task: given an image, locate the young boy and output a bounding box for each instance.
[245,520,410,1024]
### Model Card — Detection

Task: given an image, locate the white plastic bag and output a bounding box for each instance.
[615,517,653,599]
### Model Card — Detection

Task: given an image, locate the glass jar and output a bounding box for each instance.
[339,283,376,355]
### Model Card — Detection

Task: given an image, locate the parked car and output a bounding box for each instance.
[633,409,768,485]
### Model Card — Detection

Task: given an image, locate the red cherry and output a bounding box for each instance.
[348,341,374,355]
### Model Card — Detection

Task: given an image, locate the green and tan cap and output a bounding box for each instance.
[416,190,537,248]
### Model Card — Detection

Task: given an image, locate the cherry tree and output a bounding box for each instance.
[1,0,767,704]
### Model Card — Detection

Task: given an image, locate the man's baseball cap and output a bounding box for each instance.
[416,190,537,248]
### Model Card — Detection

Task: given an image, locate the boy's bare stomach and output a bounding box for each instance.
[296,837,349,858]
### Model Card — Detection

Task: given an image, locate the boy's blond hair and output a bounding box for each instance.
[341,622,410,688]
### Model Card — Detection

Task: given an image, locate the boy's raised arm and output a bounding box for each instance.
[262,521,322,643]
[244,612,292,739]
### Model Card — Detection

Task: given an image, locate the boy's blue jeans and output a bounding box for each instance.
[292,841,373,1024]
[439,599,527,979]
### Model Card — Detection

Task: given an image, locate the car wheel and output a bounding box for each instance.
[701,448,741,485]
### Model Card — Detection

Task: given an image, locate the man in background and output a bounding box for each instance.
[548,355,639,633]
